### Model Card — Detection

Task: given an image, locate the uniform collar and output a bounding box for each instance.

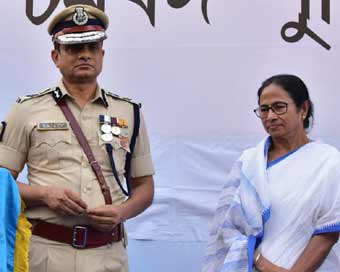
[53,80,108,108]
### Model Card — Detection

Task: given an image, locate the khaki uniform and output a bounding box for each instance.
[0,81,155,272]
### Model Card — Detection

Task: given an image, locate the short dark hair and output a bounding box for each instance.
[53,42,60,51]
[257,74,314,129]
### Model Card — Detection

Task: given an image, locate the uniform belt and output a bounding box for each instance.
[31,220,124,249]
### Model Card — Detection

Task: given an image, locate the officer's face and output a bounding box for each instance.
[51,41,105,84]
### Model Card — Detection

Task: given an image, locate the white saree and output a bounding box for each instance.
[203,138,340,272]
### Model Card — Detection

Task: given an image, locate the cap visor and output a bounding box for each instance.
[54,31,107,45]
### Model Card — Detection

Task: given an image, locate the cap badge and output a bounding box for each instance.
[73,7,89,26]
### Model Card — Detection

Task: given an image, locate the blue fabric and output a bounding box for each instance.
[203,138,271,272]
[267,148,301,169]
[265,137,304,169]
[313,223,340,235]
[247,235,256,271]
[0,168,21,272]
[246,208,271,271]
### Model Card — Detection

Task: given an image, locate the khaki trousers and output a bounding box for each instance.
[29,235,128,272]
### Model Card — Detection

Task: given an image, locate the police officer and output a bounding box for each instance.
[0,5,154,272]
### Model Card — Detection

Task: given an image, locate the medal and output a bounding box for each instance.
[104,115,111,123]
[101,124,112,134]
[118,118,124,128]
[120,137,130,152]
[121,129,129,137]
[101,133,113,142]
[111,117,118,126]
[113,142,121,149]
[112,126,121,136]
[122,119,128,128]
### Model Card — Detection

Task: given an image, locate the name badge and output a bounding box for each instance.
[37,122,69,131]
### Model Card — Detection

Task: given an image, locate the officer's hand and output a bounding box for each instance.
[87,205,124,232]
[42,186,87,215]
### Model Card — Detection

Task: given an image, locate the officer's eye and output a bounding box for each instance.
[63,44,82,54]
[88,43,99,51]
[61,43,101,54]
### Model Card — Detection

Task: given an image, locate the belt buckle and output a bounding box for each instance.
[72,226,88,249]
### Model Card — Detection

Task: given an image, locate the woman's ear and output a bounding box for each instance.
[301,100,310,120]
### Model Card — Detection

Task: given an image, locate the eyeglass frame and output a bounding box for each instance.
[253,101,290,118]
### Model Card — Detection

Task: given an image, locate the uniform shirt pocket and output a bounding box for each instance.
[30,124,72,170]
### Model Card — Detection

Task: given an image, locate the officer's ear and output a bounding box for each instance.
[51,42,61,67]
[51,49,60,68]
[100,41,105,57]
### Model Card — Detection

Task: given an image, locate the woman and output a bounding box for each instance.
[203,75,340,272]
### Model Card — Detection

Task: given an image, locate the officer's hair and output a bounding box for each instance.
[53,42,60,51]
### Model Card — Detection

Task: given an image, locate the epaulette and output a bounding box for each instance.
[16,88,52,104]
[104,90,141,108]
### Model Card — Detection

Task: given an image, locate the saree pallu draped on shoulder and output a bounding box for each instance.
[0,168,31,272]
[203,138,340,272]
[203,138,270,272]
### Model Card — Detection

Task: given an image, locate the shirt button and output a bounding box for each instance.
[83,188,87,193]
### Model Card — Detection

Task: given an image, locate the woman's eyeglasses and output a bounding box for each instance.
[254,102,289,118]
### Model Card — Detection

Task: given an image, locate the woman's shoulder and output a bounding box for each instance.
[238,137,268,161]
[309,140,340,156]
[307,141,340,168]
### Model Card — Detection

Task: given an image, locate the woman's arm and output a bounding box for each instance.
[255,256,288,272]
[255,232,339,272]
[290,232,339,272]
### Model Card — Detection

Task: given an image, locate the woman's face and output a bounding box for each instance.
[258,84,307,140]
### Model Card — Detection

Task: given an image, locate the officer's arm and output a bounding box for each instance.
[87,175,154,231]
[7,168,45,207]
[8,168,87,214]
[120,175,154,220]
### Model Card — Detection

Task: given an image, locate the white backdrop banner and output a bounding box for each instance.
[1,1,340,241]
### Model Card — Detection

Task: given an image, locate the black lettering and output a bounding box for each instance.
[167,0,190,9]
[26,0,59,25]
[301,0,310,19]
[128,0,155,26]
[26,0,105,25]
[168,0,210,24]
[322,0,330,24]
[64,0,105,11]
[202,0,209,24]
[281,0,330,50]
